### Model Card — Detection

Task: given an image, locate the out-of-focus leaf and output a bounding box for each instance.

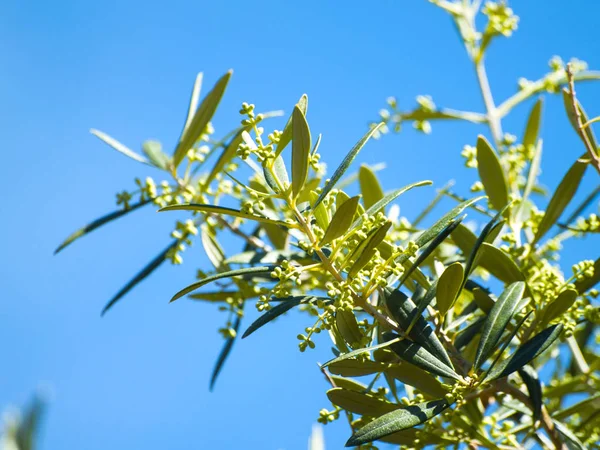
[243,296,327,339]
[336,309,363,348]
[308,424,325,450]
[327,387,399,416]
[476,135,509,211]
[263,222,288,249]
[455,317,485,350]
[55,200,151,254]
[188,291,258,302]
[14,395,45,450]
[321,196,360,245]
[380,428,455,447]
[159,203,290,227]
[171,266,274,302]
[328,359,388,377]
[201,225,225,269]
[359,165,384,210]
[90,129,151,165]
[173,70,232,168]
[473,281,525,370]
[542,288,578,326]
[472,288,495,313]
[102,239,179,315]
[515,140,543,225]
[383,288,453,369]
[314,123,384,208]
[523,98,544,151]
[385,363,449,398]
[291,106,311,199]
[553,419,586,450]
[225,250,307,265]
[552,392,600,421]
[563,87,598,150]
[533,155,588,244]
[181,72,203,135]
[518,365,542,422]
[575,257,600,294]
[142,140,171,170]
[206,126,250,186]
[345,399,450,447]
[486,324,563,381]
[210,313,241,391]
[348,221,392,277]
[274,94,308,157]
[437,262,464,317]
[389,338,461,380]
[352,181,432,230]
[478,243,527,284]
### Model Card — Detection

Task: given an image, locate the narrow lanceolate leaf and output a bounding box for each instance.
[173,70,232,168]
[322,338,401,368]
[437,262,464,317]
[90,129,150,165]
[464,206,509,278]
[171,266,274,302]
[478,243,527,284]
[55,200,151,254]
[201,226,225,270]
[415,197,486,248]
[542,288,578,326]
[389,338,461,380]
[385,363,449,398]
[553,420,587,450]
[291,106,311,198]
[327,359,388,377]
[346,399,450,447]
[336,309,363,348]
[182,72,203,136]
[210,313,241,391]
[142,140,171,170]
[206,126,249,186]
[264,155,290,193]
[533,155,588,244]
[523,98,544,151]
[243,296,327,339]
[359,165,384,210]
[352,181,432,230]
[516,140,543,223]
[102,239,179,315]
[274,94,308,157]
[383,288,454,369]
[476,135,509,211]
[562,88,598,150]
[15,395,45,450]
[473,281,525,370]
[484,311,533,378]
[314,122,384,208]
[225,250,307,265]
[486,324,563,381]
[327,388,399,417]
[159,204,290,227]
[518,365,542,422]
[321,196,360,245]
[406,281,438,335]
[348,221,392,277]
[575,257,600,294]
[188,291,258,302]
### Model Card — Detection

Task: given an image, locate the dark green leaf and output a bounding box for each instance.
[321,196,360,245]
[437,262,464,317]
[473,281,525,370]
[314,123,384,208]
[484,311,533,378]
[102,239,179,315]
[15,395,45,450]
[142,140,171,170]
[523,98,544,151]
[274,94,308,157]
[455,317,484,350]
[90,129,151,165]
[389,338,461,380]
[533,155,588,244]
[173,70,232,168]
[518,365,542,422]
[476,135,509,211]
[464,206,509,278]
[171,266,274,302]
[159,203,290,227]
[291,106,311,198]
[210,313,241,391]
[322,338,402,368]
[346,399,450,447]
[359,165,384,210]
[327,387,399,417]
[55,200,151,254]
[486,324,563,381]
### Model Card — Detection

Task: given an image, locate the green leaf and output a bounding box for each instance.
[328,359,388,377]
[159,204,290,227]
[533,155,588,244]
[210,313,241,391]
[553,419,587,450]
[518,365,542,422]
[472,288,495,313]
[201,225,225,270]
[142,140,171,170]
[314,122,384,208]
[322,338,401,368]
[464,205,509,278]
[486,324,563,381]
[473,281,525,370]
[274,94,308,158]
[173,70,232,168]
[336,309,364,348]
[389,337,461,380]
[321,196,360,245]
[348,221,392,277]
[181,73,204,135]
[14,395,45,450]
[346,399,450,447]
[291,106,311,199]
[352,181,432,231]
[542,288,578,326]
[188,291,257,302]
[309,191,331,230]
[55,200,151,254]
[575,257,600,294]
[552,392,600,421]
[102,239,179,315]
[327,387,399,417]
[563,88,598,150]
[359,165,385,210]
[385,363,449,398]
[263,222,289,249]
[437,262,464,317]
[243,296,327,339]
[206,126,250,186]
[90,129,151,165]
[478,243,527,284]
[523,98,544,151]
[225,250,307,265]
[329,376,368,392]
[515,140,543,226]
[383,288,454,370]
[264,155,290,193]
[171,266,274,302]
[476,135,509,211]
[455,317,484,350]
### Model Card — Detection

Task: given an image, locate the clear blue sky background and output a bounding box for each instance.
[1,1,600,449]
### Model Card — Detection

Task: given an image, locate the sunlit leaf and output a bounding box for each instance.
[476,135,509,211]
[359,165,384,210]
[336,309,363,348]
[562,88,598,150]
[90,129,150,165]
[291,106,311,199]
[328,359,388,377]
[437,262,464,317]
[348,221,392,277]
[388,337,461,380]
[541,288,578,326]
[159,203,290,227]
[523,98,544,151]
[385,362,449,398]
[575,257,600,294]
[201,225,225,270]
[206,126,250,186]
[321,196,360,245]
[553,419,586,450]
[142,140,171,170]
[274,94,308,157]
[181,72,203,135]
[327,387,399,417]
[225,250,306,265]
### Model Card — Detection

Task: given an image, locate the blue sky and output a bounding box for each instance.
[1,1,600,449]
